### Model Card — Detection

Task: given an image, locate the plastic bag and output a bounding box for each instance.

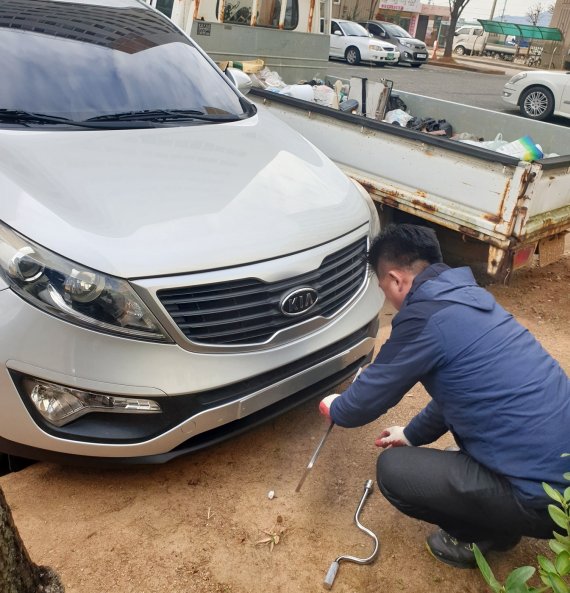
[313,85,337,108]
[384,109,413,126]
[495,135,544,161]
[280,84,315,102]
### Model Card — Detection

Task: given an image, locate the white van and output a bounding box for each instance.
[0,0,381,464]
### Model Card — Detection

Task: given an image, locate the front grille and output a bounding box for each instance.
[157,237,368,346]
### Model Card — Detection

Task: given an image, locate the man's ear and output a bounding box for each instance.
[387,269,405,290]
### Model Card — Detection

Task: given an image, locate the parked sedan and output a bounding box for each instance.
[360,21,428,67]
[323,19,400,66]
[502,70,570,121]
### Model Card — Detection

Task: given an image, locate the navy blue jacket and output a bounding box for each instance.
[330,264,570,507]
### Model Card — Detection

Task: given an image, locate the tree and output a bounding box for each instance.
[527,1,545,25]
[0,486,64,593]
[442,0,472,58]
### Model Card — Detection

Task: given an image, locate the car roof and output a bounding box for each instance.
[36,0,142,7]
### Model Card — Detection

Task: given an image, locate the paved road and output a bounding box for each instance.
[326,60,570,128]
[326,60,514,112]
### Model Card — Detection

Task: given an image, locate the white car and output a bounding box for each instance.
[0,0,382,464]
[323,19,400,66]
[502,70,570,121]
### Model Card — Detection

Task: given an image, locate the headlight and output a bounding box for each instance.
[369,44,382,51]
[508,73,527,85]
[401,41,412,48]
[0,222,170,342]
[350,179,380,239]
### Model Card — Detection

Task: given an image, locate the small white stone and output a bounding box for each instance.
[267,490,275,500]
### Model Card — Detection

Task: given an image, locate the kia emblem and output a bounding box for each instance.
[280,287,318,317]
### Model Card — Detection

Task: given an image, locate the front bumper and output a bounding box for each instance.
[363,49,400,64]
[501,84,520,107]
[0,231,381,462]
[399,49,428,64]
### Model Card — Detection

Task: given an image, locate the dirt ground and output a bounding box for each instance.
[1,253,569,593]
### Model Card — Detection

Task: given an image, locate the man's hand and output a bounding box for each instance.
[375,425,411,448]
[319,394,341,420]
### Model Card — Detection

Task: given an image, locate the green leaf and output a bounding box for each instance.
[550,540,567,555]
[474,544,502,593]
[553,532,570,547]
[561,453,570,458]
[563,473,570,482]
[539,555,557,574]
[547,572,569,593]
[545,483,566,504]
[564,487,570,503]
[506,566,536,590]
[555,551,570,576]
[549,504,569,530]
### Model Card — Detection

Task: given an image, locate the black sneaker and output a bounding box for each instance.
[426,529,521,569]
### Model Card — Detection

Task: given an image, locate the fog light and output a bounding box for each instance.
[23,378,161,427]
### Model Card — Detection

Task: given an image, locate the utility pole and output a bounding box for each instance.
[489,0,498,19]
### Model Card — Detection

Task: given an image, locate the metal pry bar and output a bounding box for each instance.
[323,479,379,590]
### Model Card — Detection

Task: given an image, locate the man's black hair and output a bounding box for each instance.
[367,224,443,273]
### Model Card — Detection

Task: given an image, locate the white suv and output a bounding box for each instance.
[323,19,400,66]
[0,0,382,465]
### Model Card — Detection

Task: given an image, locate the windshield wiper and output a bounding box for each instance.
[85,109,243,123]
[0,109,158,129]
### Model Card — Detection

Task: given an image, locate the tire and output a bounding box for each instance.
[411,63,422,68]
[519,86,554,120]
[454,45,465,56]
[345,47,361,65]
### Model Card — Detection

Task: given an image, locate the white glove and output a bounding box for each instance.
[319,393,341,419]
[375,425,411,448]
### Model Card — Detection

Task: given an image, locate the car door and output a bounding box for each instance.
[330,21,345,57]
[560,76,570,116]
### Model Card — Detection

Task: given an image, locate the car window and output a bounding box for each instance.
[384,24,411,38]
[331,21,342,35]
[455,27,470,35]
[0,0,248,125]
[339,22,369,37]
[217,0,299,29]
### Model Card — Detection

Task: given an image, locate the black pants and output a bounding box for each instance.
[376,447,553,542]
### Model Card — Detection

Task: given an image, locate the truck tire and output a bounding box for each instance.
[454,45,466,56]
[346,47,361,65]
[519,86,554,120]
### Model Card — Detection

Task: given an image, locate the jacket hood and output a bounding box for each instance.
[407,264,495,312]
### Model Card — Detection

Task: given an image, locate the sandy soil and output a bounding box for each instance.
[2,254,569,593]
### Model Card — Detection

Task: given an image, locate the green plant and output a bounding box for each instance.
[474,454,570,593]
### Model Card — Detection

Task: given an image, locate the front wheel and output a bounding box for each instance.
[454,45,465,56]
[519,86,554,120]
[346,47,361,65]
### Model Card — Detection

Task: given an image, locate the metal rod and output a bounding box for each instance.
[323,480,379,590]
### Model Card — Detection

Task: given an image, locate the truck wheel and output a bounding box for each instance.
[520,86,554,120]
[346,47,361,65]
[454,45,465,56]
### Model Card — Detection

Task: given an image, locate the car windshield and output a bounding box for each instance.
[384,24,412,38]
[0,0,250,127]
[340,22,370,37]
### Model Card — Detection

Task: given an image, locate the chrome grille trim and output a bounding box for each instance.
[157,238,368,346]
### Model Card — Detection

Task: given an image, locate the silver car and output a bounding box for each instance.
[0,0,382,465]
[360,21,429,67]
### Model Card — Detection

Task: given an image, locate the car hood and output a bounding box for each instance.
[0,109,369,278]
[398,37,425,45]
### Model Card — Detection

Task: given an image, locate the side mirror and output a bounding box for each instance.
[226,67,252,95]
[334,30,342,36]
[453,31,459,36]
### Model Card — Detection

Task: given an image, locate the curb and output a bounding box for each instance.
[428,59,505,75]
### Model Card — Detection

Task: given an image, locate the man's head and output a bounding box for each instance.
[368,224,443,310]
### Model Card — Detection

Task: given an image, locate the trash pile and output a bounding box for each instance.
[225,60,552,162]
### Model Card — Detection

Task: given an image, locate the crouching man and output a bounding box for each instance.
[320,224,570,568]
